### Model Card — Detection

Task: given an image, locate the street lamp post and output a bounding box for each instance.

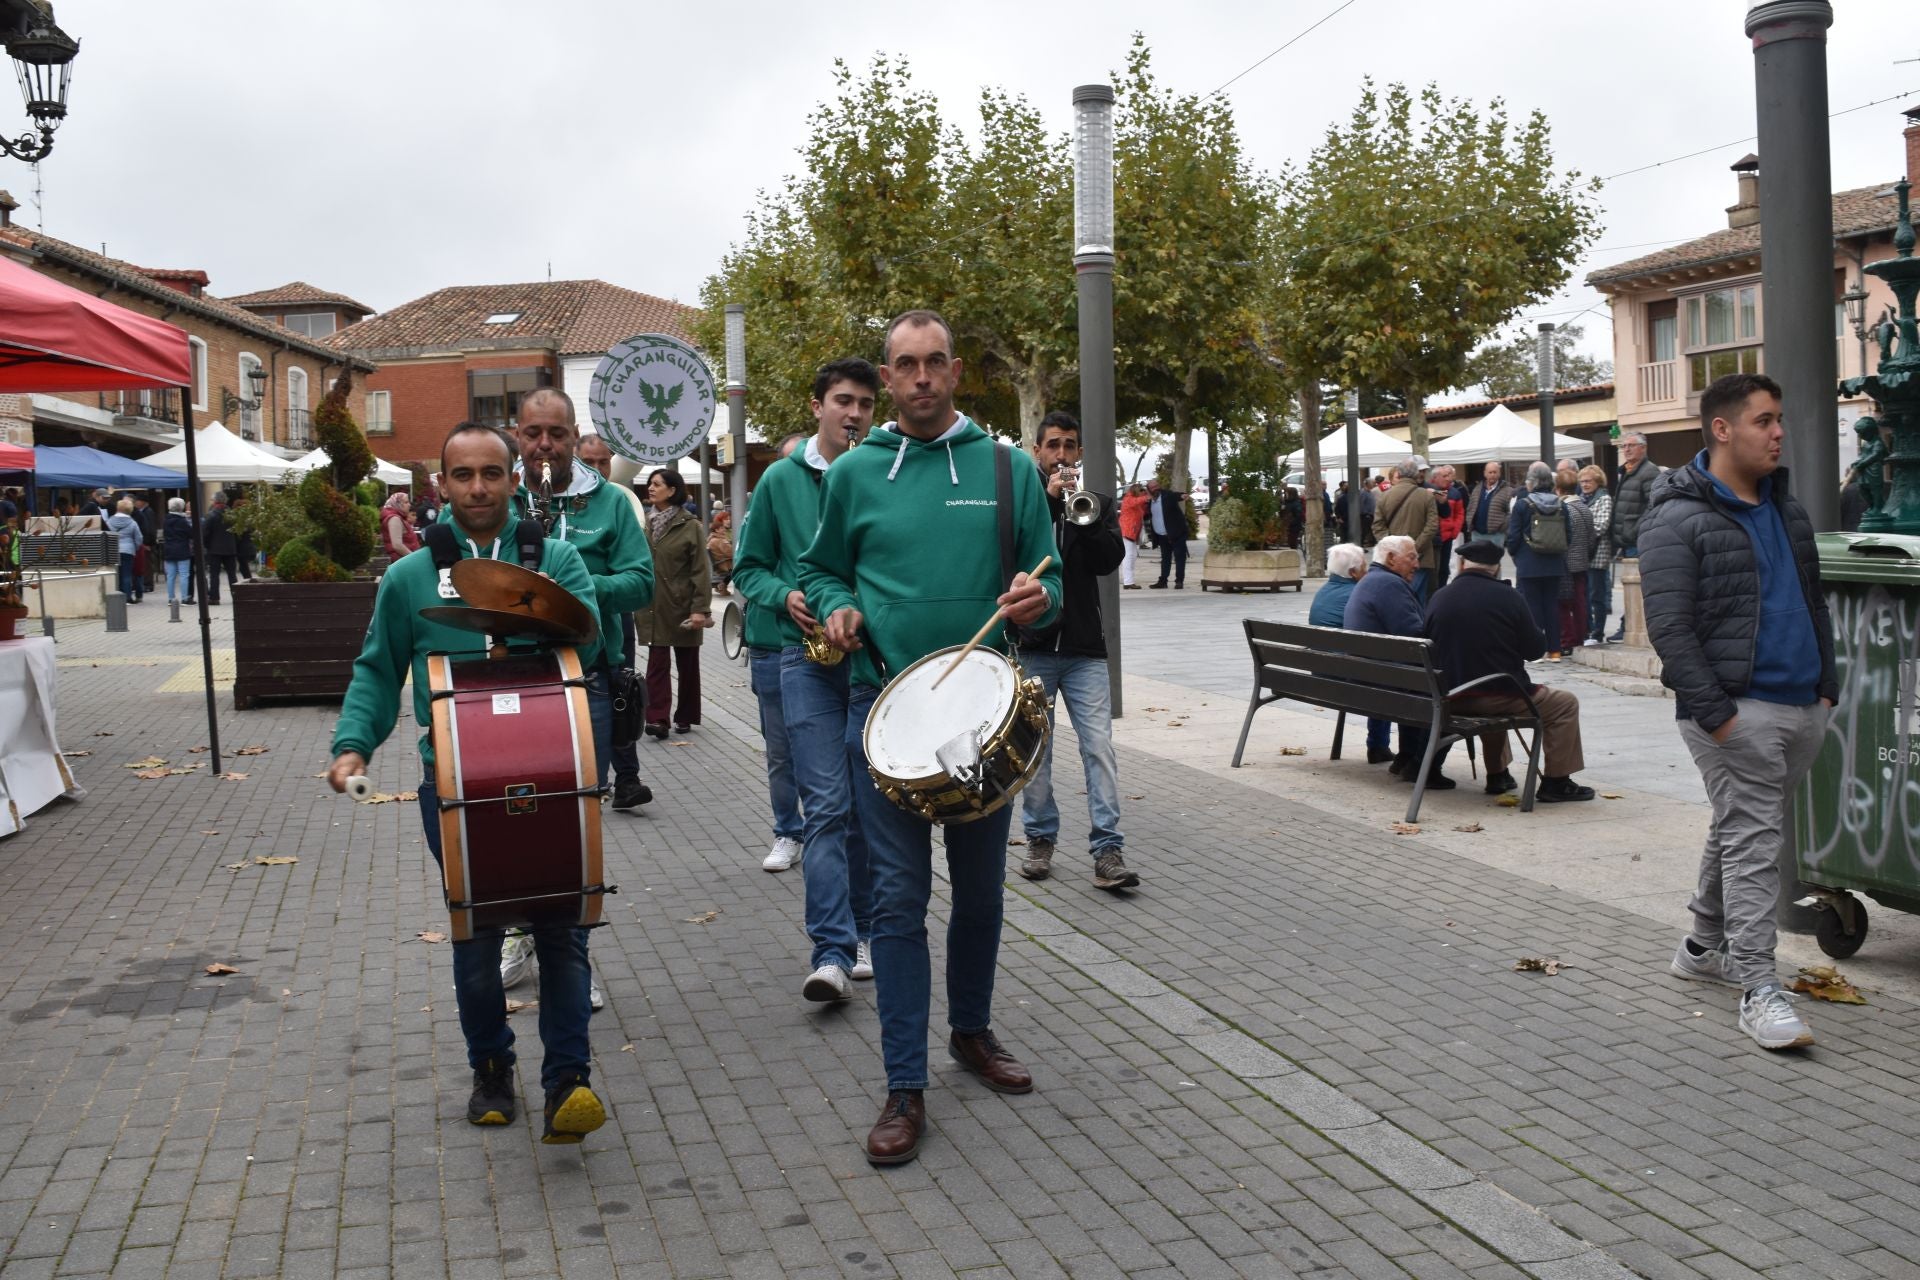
[0,5,78,163]
[220,364,270,441]
[1072,83,1122,717]
[724,303,748,526]
[1344,391,1362,543]
[1536,322,1557,464]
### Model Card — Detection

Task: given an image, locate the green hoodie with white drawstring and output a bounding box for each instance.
[797,416,1062,691]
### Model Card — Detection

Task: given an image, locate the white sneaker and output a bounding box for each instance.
[589,973,604,1012]
[1668,938,1741,988]
[500,932,536,989]
[850,939,874,981]
[763,837,801,872]
[802,963,852,1003]
[1740,983,1814,1050]
[1582,638,1601,648]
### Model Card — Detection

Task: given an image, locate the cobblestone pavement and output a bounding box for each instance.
[0,588,1916,1280]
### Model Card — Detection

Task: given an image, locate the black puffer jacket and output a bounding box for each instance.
[1015,491,1125,658]
[1612,458,1660,551]
[1638,463,1837,732]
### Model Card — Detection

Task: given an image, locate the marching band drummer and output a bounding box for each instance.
[798,310,1063,1166]
[327,422,611,1146]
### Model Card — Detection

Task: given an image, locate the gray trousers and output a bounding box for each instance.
[1678,698,1828,991]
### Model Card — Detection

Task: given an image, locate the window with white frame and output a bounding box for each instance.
[283,312,336,339]
[1681,281,1762,393]
[188,337,208,410]
[365,389,393,435]
[287,367,310,447]
[237,353,263,438]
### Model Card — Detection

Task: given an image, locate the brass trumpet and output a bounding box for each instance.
[1057,464,1101,526]
[803,624,845,666]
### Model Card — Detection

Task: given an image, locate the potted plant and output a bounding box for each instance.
[0,523,26,639]
[1200,494,1303,592]
[230,371,384,708]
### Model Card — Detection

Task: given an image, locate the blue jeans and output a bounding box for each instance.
[848,684,1009,1092]
[1016,650,1122,857]
[1586,566,1612,639]
[417,777,593,1090]
[164,558,191,602]
[117,552,138,600]
[1518,576,1561,652]
[1365,717,1391,753]
[751,648,803,842]
[583,669,612,790]
[1410,567,1429,604]
[780,648,873,970]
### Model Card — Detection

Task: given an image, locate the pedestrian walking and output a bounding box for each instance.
[1640,372,1836,1051]
[161,497,195,605]
[1014,412,1138,891]
[1146,475,1189,589]
[1608,431,1661,642]
[1118,483,1149,588]
[200,492,239,604]
[106,497,142,602]
[1553,469,1594,654]
[637,468,713,736]
[1505,463,1570,661]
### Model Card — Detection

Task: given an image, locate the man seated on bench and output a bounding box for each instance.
[1311,543,1392,766]
[1344,535,1456,791]
[1424,540,1596,802]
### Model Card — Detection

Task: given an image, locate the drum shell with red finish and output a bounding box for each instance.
[427,646,605,941]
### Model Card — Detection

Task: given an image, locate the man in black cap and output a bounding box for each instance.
[1423,539,1595,801]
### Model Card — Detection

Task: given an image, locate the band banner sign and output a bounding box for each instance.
[588,333,717,465]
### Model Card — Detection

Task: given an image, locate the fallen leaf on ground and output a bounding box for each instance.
[1513,957,1563,975]
[223,862,247,872]
[1496,794,1521,808]
[1143,706,1168,712]
[684,909,721,924]
[1601,792,1624,800]
[1389,822,1421,835]
[506,998,536,1014]
[1166,721,1185,729]
[1126,794,1145,801]
[233,745,271,756]
[1008,838,1025,846]
[414,930,447,944]
[280,989,291,998]
[1279,747,1306,756]
[619,1043,635,1053]
[253,855,298,866]
[133,769,170,780]
[420,1005,432,1013]
[1791,966,1866,1005]
[60,749,91,758]
[188,746,209,754]
[217,772,249,781]
[1453,823,1483,833]
[125,756,168,769]
[1630,853,1642,862]
[204,963,238,976]
[201,830,221,836]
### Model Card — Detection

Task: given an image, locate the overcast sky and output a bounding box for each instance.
[24,0,1920,468]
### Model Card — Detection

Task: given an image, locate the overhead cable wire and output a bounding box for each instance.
[1210,0,1363,97]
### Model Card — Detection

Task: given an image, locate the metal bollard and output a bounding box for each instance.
[104,591,127,633]
[168,597,181,624]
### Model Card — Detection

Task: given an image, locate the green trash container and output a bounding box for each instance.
[1789,531,1920,958]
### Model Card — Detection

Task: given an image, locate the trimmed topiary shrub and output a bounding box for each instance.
[299,371,377,576]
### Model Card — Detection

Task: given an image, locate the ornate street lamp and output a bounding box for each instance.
[221,365,270,429]
[1,8,79,164]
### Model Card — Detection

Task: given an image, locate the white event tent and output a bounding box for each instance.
[1430,404,1590,465]
[144,420,305,484]
[289,446,412,488]
[1283,419,1418,472]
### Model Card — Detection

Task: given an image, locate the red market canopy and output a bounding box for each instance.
[0,252,191,391]
[0,441,33,470]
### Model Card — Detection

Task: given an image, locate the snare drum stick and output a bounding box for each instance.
[931,556,1053,690]
[345,775,374,802]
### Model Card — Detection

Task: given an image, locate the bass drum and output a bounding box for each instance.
[720,597,747,662]
[427,646,610,941]
[863,645,1049,824]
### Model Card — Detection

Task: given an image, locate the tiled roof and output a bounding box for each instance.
[1365,383,1615,429]
[327,279,701,359]
[1587,182,1898,286]
[224,280,372,314]
[0,226,375,370]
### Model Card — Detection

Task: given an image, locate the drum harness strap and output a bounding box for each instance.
[994,442,1016,645]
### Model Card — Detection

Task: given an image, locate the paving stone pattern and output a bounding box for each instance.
[0,602,1915,1279]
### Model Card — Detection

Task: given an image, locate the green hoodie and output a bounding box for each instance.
[731,449,827,651]
[798,417,1061,690]
[330,514,602,770]
[437,468,653,666]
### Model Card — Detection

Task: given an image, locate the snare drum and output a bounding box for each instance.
[863,645,1049,824]
[427,646,610,940]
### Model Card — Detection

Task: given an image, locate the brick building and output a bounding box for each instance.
[327,279,700,469]
[225,282,374,343]
[0,193,376,455]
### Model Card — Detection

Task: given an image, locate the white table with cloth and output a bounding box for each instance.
[0,637,85,838]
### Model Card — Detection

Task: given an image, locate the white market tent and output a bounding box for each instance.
[1430,404,1589,465]
[145,420,305,484]
[289,446,412,487]
[1283,419,1416,471]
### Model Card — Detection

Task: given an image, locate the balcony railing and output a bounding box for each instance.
[1637,359,1678,405]
[284,407,312,451]
[101,387,180,426]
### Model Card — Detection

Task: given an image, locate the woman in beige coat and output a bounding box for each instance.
[637,468,713,735]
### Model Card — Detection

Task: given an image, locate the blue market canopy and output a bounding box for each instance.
[31,444,190,488]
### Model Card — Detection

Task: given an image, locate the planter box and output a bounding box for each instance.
[1201,547,1303,593]
[23,569,112,619]
[231,578,379,709]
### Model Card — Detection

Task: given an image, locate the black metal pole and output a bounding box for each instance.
[180,388,221,775]
[1749,0,1839,529]
[1537,323,1557,464]
[1344,391,1362,543]
[1074,82,1122,718]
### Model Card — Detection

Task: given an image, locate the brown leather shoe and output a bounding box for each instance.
[865,1090,926,1165]
[948,1029,1033,1094]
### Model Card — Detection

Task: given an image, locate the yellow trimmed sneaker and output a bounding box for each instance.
[541,1077,606,1144]
[467,1057,515,1126]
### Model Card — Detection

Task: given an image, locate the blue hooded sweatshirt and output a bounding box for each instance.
[1689,450,1820,706]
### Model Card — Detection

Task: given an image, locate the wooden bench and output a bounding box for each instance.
[1231,619,1546,823]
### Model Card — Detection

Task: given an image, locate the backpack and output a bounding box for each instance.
[1523,501,1568,555]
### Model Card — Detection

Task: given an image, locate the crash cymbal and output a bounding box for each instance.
[418,605,586,643]
[448,558,598,645]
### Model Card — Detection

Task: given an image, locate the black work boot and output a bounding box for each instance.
[468,1056,516,1126]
